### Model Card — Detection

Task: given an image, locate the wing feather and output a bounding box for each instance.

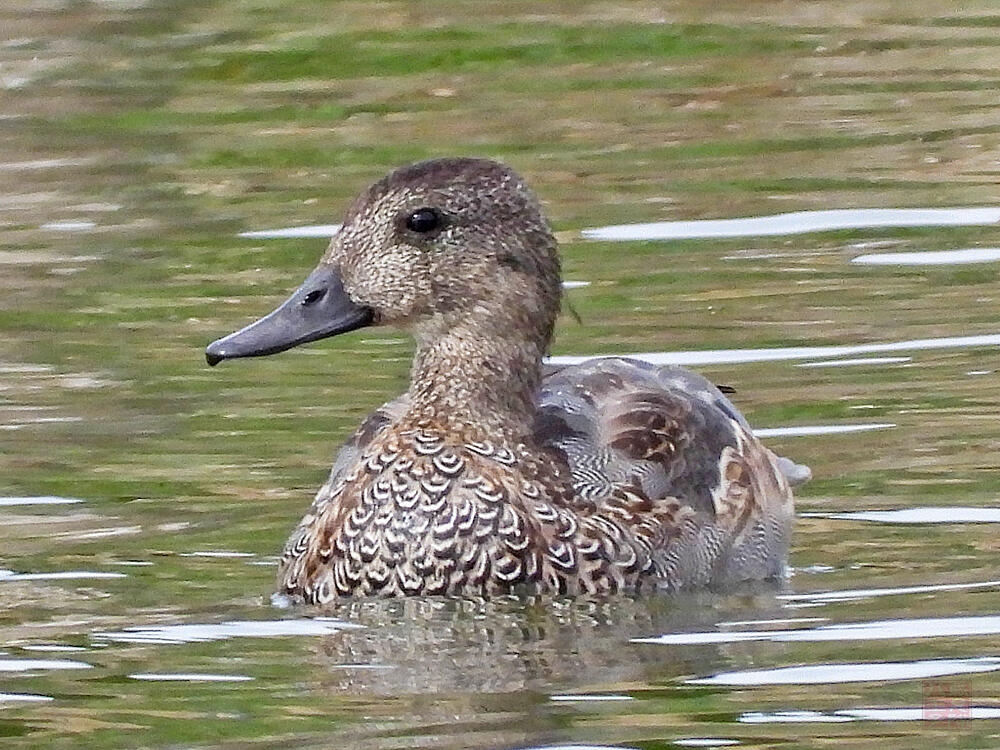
[534,357,802,520]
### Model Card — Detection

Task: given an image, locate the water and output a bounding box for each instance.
[239,224,342,239]
[852,247,1000,266]
[636,613,1000,645]
[581,208,1000,242]
[2,1,1000,747]
[808,507,1000,523]
[547,333,1000,366]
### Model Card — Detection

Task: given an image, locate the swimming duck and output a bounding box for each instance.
[206,157,803,603]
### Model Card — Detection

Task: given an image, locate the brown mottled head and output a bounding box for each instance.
[206,158,561,365]
[334,158,560,334]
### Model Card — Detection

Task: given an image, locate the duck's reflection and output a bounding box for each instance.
[308,589,787,696]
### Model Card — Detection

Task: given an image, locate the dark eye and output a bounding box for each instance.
[405,207,441,233]
[301,288,326,306]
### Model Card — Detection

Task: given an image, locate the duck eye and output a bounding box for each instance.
[301,288,326,306]
[405,207,441,234]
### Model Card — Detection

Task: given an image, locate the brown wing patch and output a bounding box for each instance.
[712,445,755,526]
[712,432,793,533]
[606,393,691,466]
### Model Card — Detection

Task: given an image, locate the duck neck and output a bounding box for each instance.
[404,318,550,442]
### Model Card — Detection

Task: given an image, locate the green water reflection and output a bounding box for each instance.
[2,1,1000,747]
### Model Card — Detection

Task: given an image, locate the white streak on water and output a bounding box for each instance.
[550,694,634,702]
[634,613,1000,646]
[129,673,253,682]
[0,693,54,704]
[40,221,96,231]
[95,618,361,645]
[562,280,591,289]
[754,423,895,438]
[0,496,84,506]
[718,617,828,628]
[741,707,1000,723]
[0,659,92,672]
[688,657,1000,686]
[546,333,1000,367]
[238,224,341,238]
[852,247,1000,266]
[0,570,126,582]
[797,357,911,368]
[805,507,1000,524]
[583,207,1000,241]
[179,551,256,558]
[741,710,852,724]
[2,416,83,427]
[779,579,1000,603]
[673,741,741,748]
[0,364,53,374]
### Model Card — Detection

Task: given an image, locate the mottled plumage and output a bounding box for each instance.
[206,157,805,603]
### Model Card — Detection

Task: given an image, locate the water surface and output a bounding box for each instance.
[2,1,1000,748]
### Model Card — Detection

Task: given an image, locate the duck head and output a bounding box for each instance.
[206,157,561,366]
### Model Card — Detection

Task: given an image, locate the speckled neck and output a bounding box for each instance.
[404,308,553,440]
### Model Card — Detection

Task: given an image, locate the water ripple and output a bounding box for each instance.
[238,224,341,238]
[547,333,1000,367]
[40,220,96,231]
[129,673,254,682]
[0,496,84,506]
[806,507,1000,524]
[0,570,126,582]
[797,357,911,368]
[754,423,894,438]
[550,694,634,703]
[741,707,1000,723]
[582,207,1000,241]
[0,692,54,704]
[635,613,1000,646]
[95,618,360,645]
[852,247,1000,266]
[0,658,91,672]
[783,579,1000,604]
[689,657,1000,686]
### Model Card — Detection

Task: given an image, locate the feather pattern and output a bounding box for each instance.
[207,157,805,602]
[278,358,797,602]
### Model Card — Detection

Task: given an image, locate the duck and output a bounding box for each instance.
[206,157,805,603]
